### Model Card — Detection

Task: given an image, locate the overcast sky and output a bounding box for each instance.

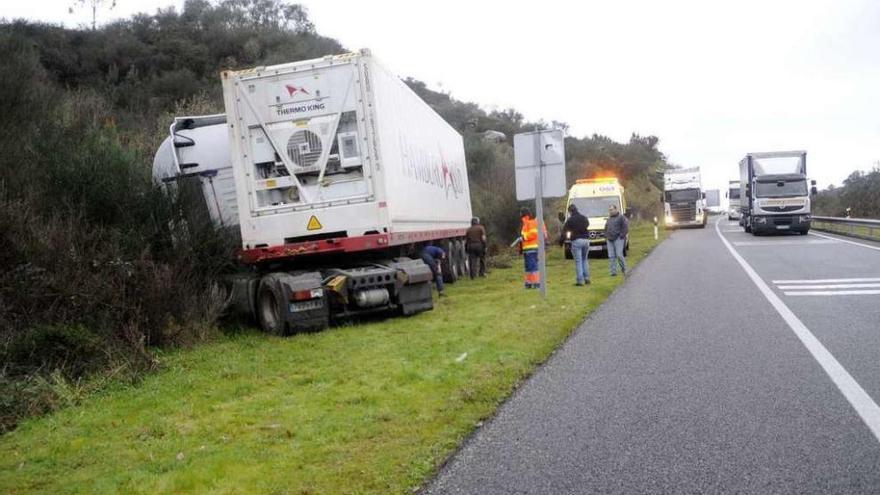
[4,0,879,192]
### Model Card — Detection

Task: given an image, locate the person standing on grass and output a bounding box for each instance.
[605,204,629,276]
[519,207,547,289]
[465,217,487,279]
[560,203,591,285]
[420,244,446,296]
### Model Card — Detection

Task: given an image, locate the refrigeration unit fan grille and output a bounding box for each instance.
[286,130,323,168]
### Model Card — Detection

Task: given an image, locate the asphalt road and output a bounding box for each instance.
[424,217,880,494]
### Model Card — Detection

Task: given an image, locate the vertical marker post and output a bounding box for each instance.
[534,131,547,298]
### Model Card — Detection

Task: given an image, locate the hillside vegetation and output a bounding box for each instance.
[813,167,880,218]
[0,0,672,432]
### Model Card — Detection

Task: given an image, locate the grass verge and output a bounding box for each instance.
[1,223,666,494]
[812,221,880,242]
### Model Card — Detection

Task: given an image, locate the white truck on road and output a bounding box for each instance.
[153,50,473,334]
[663,167,707,228]
[727,180,741,221]
[738,151,815,235]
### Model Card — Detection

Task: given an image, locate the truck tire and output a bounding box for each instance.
[256,280,289,336]
[460,240,470,278]
[441,240,458,284]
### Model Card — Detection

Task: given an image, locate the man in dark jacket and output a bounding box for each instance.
[560,204,591,285]
[605,204,629,276]
[465,217,487,279]
[420,244,446,295]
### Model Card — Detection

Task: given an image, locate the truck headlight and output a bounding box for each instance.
[798,215,811,223]
[755,217,767,224]
[665,215,673,224]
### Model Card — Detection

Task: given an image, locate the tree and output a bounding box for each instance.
[69,0,117,30]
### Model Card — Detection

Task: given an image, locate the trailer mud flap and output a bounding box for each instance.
[398,282,433,316]
[381,257,434,316]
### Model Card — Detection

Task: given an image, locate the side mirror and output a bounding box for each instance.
[725,191,728,199]
[811,186,817,197]
[811,179,817,186]
[701,192,706,199]
[625,208,633,218]
[557,211,565,222]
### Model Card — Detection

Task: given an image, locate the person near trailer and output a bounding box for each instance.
[605,204,629,276]
[519,207,548,289]
[420,244,446,295]
[465,217,487,279]
[560,203,591,285]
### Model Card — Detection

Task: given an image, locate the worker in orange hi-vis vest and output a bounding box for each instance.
[519,207,547,289]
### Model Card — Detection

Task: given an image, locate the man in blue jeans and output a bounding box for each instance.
[560,203,591,285]
[605,204,629,276]
[420,244,446,295]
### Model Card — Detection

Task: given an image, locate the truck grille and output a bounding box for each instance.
[670,202,695,222]
[763,205,803,213]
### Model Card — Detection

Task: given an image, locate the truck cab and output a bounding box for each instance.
[739,151,815,235]
[727,180,741,221]
[560,178,628,257]
[663,167,707,228]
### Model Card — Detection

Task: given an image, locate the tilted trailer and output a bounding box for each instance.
[153,50,473,334]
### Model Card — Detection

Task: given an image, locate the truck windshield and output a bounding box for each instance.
[728,188,740,200]
[570,196,621,218]
[755,180,807,198]
[664,189,700,202]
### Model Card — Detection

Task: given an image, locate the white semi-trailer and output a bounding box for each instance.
[153,50,473,334]
[738,150,815,235]
[663,167,707,228]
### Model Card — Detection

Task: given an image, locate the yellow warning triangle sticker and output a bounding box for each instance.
[306,215,323,231]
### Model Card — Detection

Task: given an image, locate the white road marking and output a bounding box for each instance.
[811,231,880,252]
[784,290,880,296]
[715,217,880,443]
[777,283,880,290]
[773,277,880,284]
[733,240,836,247]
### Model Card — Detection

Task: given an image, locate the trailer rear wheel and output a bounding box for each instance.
[441,240,458,284]
[455,240,469,278]
[257,281,289,336]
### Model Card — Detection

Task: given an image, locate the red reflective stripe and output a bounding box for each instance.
[237,227,469,265]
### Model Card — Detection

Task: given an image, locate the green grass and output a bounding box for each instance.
[813,221,880,242]
[1,223,666,494]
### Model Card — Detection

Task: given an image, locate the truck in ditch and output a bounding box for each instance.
[152,50,473,334]
[738,151,816,235]
[663,167,707,228]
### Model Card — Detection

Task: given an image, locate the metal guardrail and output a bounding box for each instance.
[811,216,880,241]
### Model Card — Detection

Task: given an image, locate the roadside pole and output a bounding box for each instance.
[534,132,547,297]
[654,216,659,240]
[514,129,566,300]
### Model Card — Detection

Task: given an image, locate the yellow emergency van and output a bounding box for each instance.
[559,178,629,257]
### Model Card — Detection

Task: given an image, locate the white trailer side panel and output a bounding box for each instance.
[367,57,471,238]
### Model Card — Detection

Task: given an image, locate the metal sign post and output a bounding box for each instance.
[534,132,547,296]
[514,129,566,298]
